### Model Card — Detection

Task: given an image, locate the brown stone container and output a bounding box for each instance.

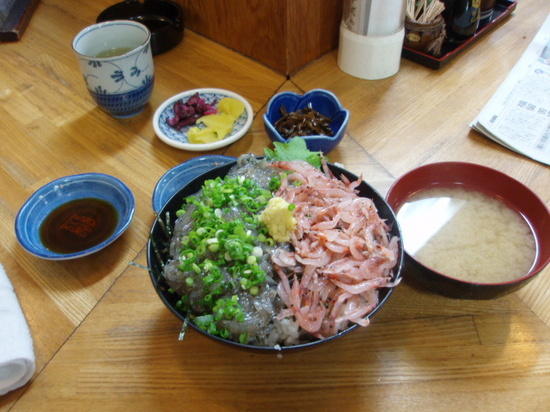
[404,15,446,56]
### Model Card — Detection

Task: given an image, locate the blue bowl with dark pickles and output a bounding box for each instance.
[263,89,350,154]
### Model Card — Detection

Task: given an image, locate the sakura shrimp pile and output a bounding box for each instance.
[271,160,400,339]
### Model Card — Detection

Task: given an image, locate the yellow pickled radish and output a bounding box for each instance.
[188,126,220,144]
[197,113,235,140]
[218,97,245,120]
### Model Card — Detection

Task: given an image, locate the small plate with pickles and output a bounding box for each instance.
[153,88,253,152]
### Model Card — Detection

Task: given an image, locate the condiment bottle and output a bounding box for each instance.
[444,0,481,40]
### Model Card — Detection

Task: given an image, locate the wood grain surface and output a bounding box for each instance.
[181,0,343,74]
[0,0,548,410]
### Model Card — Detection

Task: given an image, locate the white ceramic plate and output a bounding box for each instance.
[153,88,253,151]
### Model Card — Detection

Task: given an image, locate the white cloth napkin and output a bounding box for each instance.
[0,263,35,396]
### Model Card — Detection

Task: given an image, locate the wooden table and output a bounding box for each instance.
[1,0,549,410]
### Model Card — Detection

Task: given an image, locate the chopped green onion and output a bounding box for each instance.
[170,170,285,342]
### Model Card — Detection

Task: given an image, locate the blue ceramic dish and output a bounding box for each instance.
[152,155,235,212]
[15,173,135,260]
[263,89,350,154]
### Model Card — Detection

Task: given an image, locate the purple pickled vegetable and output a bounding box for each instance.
[167,92,218,130]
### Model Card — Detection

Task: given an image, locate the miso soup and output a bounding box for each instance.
[397,187,536,283]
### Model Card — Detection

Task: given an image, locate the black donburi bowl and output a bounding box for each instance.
[147,159,404,351]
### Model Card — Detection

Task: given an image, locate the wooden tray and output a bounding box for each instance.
[402,0,518,70]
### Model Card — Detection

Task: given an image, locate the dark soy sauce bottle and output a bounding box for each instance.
[442,0,481,41]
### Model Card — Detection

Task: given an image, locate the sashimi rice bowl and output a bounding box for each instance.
[148,140,403,350]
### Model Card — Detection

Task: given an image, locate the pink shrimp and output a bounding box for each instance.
[270,160,399,338]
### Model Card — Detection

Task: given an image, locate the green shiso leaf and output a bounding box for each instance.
[264,137,325,169]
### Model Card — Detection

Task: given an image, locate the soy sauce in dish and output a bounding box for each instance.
[40,198,119,254]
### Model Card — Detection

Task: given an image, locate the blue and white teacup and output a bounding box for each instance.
[72,20,155,118]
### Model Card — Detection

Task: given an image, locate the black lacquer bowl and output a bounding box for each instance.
[147,159,404,351]
[97,0,184,55]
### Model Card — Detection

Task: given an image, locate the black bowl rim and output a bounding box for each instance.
[147,157,404,351]
[96,0,184,55]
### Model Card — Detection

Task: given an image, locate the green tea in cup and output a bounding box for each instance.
[94,47,135,58]
[72,20,155,118]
